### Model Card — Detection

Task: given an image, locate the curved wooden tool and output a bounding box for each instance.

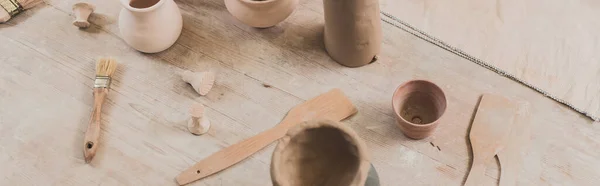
[175,89,358,185]
[464,94,517,186]
[498,102,532,186]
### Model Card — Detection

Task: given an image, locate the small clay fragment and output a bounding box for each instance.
[188,103,210,135]
[181,70,215,96]
[72,2,95,28]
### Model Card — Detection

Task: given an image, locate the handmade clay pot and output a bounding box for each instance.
[323,0,382,67]
[271,120,379,186]
[118,0,182,53]
[224,0,298,28]
[392,80,447,139]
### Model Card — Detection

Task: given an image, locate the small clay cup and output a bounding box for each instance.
[271,120,379,186]
[392,80,447,139]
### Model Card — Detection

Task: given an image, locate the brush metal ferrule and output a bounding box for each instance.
[94,76,111,88]
[0,0,24,17]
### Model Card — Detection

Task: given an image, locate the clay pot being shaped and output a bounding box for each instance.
[271,120,380,186]
[323,0,382,67]
[118,0,182,53]
[224,0,298,28]
[392,80,447,139]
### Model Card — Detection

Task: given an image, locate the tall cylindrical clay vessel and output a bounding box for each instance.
[323,0,382,67]
[118,0,183,53]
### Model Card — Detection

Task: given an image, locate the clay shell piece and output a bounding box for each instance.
[224,0,299,28]
[188,103,210,135]
[181,70,215,96]
[392,80,447,139]
[72,2,96,28]
[271,120,371,186]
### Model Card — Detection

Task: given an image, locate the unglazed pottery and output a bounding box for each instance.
[392,80,447,139]
[323,0,382,67]
[181,70,215,96]
[271,120,379,186]
[118,0,182,53]
[72,2,95,28]
[224,0,298,28]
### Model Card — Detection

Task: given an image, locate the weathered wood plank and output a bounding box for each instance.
[0,0,598,185]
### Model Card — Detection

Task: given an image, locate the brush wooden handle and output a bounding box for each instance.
[176,120,291,185]
[83,88,108,163]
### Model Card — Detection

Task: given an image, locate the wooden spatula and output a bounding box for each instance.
[498,102,532,186]
[175,89,358,185]
[464,94,517,186]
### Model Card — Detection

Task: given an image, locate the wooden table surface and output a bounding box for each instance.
[1,0,599,185]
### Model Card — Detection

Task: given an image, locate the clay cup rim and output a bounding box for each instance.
[120,0,166,13]
[392,79,447,127]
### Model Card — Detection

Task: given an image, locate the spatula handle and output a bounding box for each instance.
[83,88,108,163]
[175,124,288,185]
[464,157,487,186]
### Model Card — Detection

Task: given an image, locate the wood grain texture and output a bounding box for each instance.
[0,0,598,185]
[380,0,600,120]
[176,89,357,185]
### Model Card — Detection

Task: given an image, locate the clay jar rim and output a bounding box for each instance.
[392,79,447,128]
[271,119,371,186]
[238,0,277,5]
[120,0,165,13]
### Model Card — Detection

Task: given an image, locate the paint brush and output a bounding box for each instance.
[1,0,44,23]
[83,58,117,163]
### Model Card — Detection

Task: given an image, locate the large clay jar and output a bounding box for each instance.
[224,0,298,28]
[323,0,382,67]
[271,120,380,186]
[118,0,182,53]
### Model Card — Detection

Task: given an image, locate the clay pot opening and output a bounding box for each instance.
[243,0,275,3]
[393,80,446,126]
[122,0,164,12]
[271,120,369,186]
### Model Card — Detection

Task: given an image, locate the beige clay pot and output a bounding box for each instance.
[118,0,183,53]
[224,0,298,28]
[392,80,447,139]
[271,120,375,186]
[323,0,382,67]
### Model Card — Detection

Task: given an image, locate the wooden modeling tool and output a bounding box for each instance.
[188,103,210,135]
[464,94,517,186]
[498,102,532,186]
[175,89,358,185]
[83,58,117,163]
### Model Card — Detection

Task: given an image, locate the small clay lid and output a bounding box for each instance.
[271,120,371,186]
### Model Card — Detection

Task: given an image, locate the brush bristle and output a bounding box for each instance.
[96,58,117,77]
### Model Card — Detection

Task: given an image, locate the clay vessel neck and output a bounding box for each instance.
[120,0,165,15]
